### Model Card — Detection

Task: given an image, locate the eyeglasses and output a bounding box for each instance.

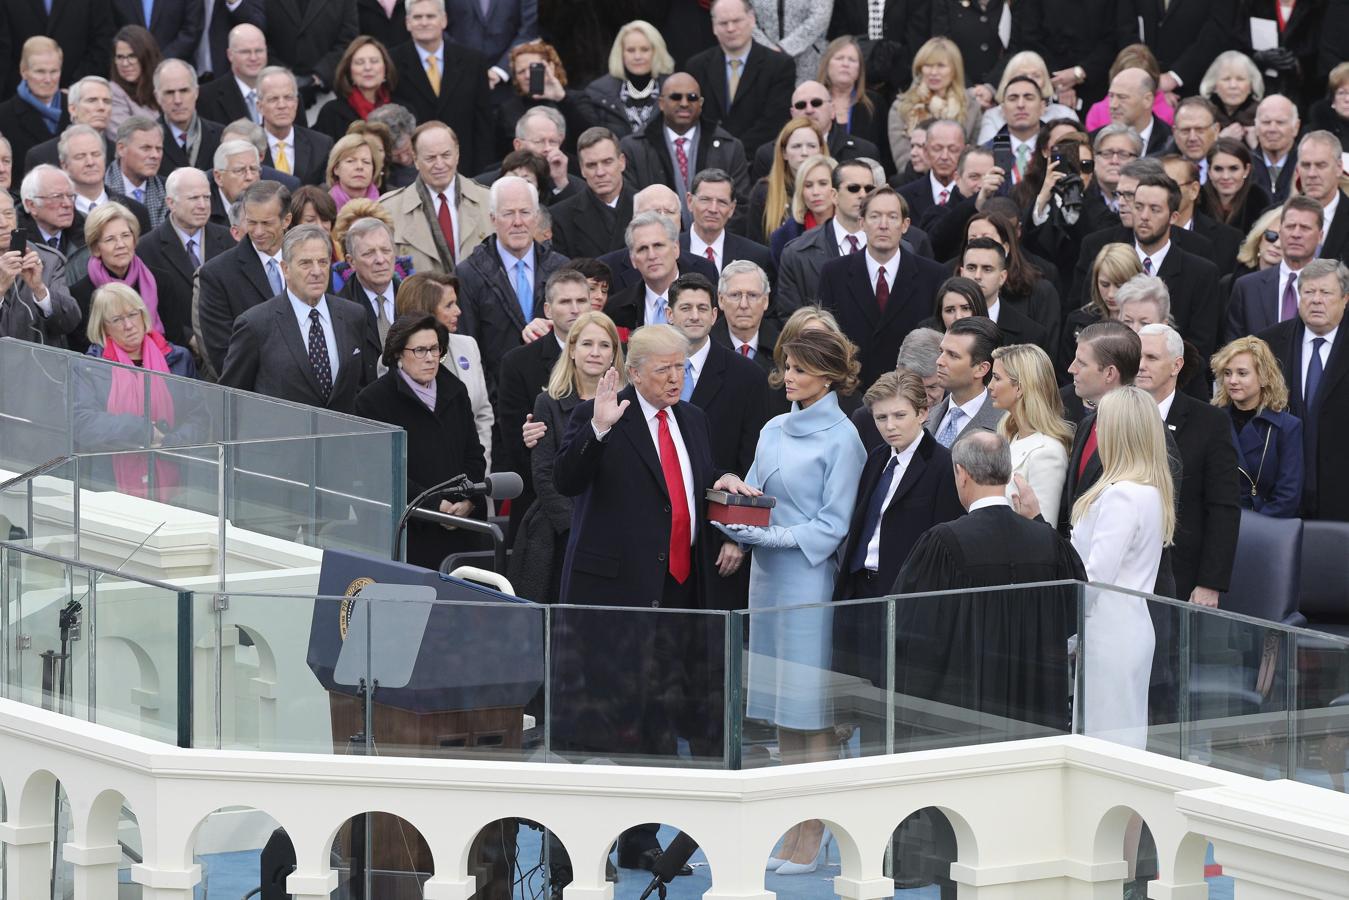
[114,53,137,63]
[1097,149,1139,161]
[721,291,764,304]
[842,183,876,194]
[106,312,142,329]
[663,91,700,102]
[1111,189,1136,201]
[224,164,261,177]
[1263,229,1280,243]
[35,192,75,204]
[792,98,826,110]
[403,345,443,360]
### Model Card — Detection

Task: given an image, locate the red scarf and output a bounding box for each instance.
[103,331,179,501]
[347,86,390,121]
[804,210,819,231]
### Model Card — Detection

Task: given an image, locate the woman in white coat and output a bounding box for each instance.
[987,344,1072,517]
[1069,385,1173,750]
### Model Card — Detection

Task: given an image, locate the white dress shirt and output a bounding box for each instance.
[266,127,296,166]
[644,284,669,324]
[1301,324,1338,400]
[864,249,900,296]
[76,190,109,217]
[1137,118,1155,151]
[415,42,446,82]
[362,282,396,324]
[863,438,920,570]
[968,494,1011,513]
[688,229,726,269]
[1134,239,1172,274]
[832,218,865,254]
[1156,390,1176,422]
[1320,191,1341,253]
[935,389,988,439]
[286,290,339,378]
[729,330,760,358]
[986,297,1001,323]
[173,223,205,263]
[929,171,955,205]
[254,245,284,288]
[685,338,712,387]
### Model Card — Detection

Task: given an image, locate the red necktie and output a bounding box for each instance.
[739,344,751,357]
[847,235,861,253]
[437,192,456,263]
[656,409,691,583]
[1078,420,1098,480]
[704,245,716,264]
[938,189,949,205]
[875,266,889,312]
[674,137,690,187]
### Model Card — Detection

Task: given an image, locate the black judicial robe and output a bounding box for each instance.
[892,502,1086,739]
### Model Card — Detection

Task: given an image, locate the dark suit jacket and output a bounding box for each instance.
[549,187,635,260]
[263,0,358,91]
[0,95,70,176]
[1320,190,1349,263]
[709,316,779,374]
[218,291,370,413]
[680,230,773,279]
[1151,241,1224,359]
[995,301,1052,359]
[685,41,795,159]
[554,387,721,607]
[1141,115,1174,157]
[597,246,718,294]
[620,118,751,220]
[160,115,225,175]
[1068,224,1211,309]
[1117,0,1238,89]
[388,39,495,175]
[496,333,562,534]
[112,0,203,61]
[1225,265,1284,343]
[261,124,333,187]
[1013,0,1118,106]
[197,72,252,125]
[136,219,235,347]
[355,0,407,51]
[201,0,264,79]
[0,0,114,92]
[817,249,949,390]
[1259,318,1349,520]
[334,273,399,386]
[896,175,944,231]
[1164,391,1241,599]
[1190,211,1242,276]
[196,235,281,374]
[827,0,929,92]
[833,431,962,603]
[444,0,537,70]
[16,209,83,258]
[690,340,770,477]
[1249,148,1298,204]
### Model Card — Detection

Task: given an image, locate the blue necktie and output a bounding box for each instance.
[680,359,694,401]
[133,187,145,205]
[515,260,532,322]
[143,0,154,26]
[936,408,964,448]
[849,456,898,572]
[266,258,283,295]
[1305,337,1327,407]
[43,0,52,14]
[653,296,667,324]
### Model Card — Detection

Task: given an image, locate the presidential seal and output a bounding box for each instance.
[338,577,376,640]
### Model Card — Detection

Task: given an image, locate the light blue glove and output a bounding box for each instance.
[713,522,798,549]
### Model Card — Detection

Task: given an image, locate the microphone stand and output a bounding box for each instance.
[390,475,472,560]
[409,508,507,575]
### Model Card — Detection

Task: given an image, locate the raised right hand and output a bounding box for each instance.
[590,367,629,432]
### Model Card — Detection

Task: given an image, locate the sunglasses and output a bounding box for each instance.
[663,91,700,102]
[792,97,826,110]
[842,183,876,194]
[1263,229,1279,243]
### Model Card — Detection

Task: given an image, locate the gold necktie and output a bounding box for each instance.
[426,55,441,96]
[727,58,742,102]
[274,140,291,174]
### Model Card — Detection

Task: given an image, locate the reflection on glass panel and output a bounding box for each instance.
[1293,630,1349,792]
[0,456,78,556]
[0,339,73,472]
[1140,595,1184,760]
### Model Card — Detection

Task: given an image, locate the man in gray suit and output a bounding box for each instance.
[925,316,1006,447]
[219,224,370,413]
[443,0,538,81]
[776,159,875,313]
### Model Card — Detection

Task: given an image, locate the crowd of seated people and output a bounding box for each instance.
[2,0,1348,875]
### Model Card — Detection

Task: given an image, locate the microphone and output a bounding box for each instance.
[442,471,523,501]
[637,832,699,900]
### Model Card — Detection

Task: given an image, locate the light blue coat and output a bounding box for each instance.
[744,391,866,729]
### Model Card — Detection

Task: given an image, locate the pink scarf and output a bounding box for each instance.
[88,256,165,336]
[329,181,381,210]
[102,331,178,501]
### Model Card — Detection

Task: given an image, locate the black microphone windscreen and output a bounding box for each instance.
[485,471,524,500]
[653,832,699,882]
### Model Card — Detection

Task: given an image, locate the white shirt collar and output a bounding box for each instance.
[968,495,1012,513]
[235,76,256,100]
[362,280,395,308]
[665,124,697,147]
[1137,117,1155,149]
[1135,238,1171,273]
[1157,390,1177,422]
[831,218,865,253]
[416,42,444,68]
[1304,323,1340,347]
[986,297,1000,323]
[120,166,145,191]
[688,228,725,262]
[286,289,329,324]
[634,388,668,423]
[255,244,283,273]
[173,222,203,250]
[953,388,988,421]
[1321,191,1341,237]
[864,248,900,292]
[75,189,109,216]
[267,127,296,149]
[929,170,955,204]
[729,329,759,355]
[686,338,712,378]
[1011,135,1037,157]
[644,284,668,324]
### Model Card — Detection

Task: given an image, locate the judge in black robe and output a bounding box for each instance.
[892,432,1086,744]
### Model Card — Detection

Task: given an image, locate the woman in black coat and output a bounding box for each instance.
[353,314,487,570]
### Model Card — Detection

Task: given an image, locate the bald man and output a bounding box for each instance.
[597,184,720,292]
[197,22,268,125]
[750,80,880,180]
[1107,67,1172,156]
[1250,95,1302,203]
[619,71,750,220]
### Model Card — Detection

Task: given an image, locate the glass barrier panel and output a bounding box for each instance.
[548,605,727,768]
[0,456,79,556]
[892,582,1081,753]
[1141,592,1186,760]
[2,547,91,719]
[0,338,74,471]
[1292,628,1349,792]
[1181,596,1292,779]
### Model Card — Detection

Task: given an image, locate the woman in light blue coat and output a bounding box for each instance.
[717,323,865,874]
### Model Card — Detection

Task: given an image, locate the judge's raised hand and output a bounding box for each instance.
[1010,474,1041,520]
[590,367,629,432]
[713,472,762,497]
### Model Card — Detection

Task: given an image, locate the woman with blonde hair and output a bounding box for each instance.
[1232,206,1284,280]
[770,154,837,264]
[749,117,828,243]
[326,134,383,209]
[988,344,1073,517]
[1061,243,1143,371]
[887,37,981,170]
[719,326,866,875]
[580,20,674,136]
[1210,337,1303,517]
[510,309,625,601]
[1071,384,1172,751]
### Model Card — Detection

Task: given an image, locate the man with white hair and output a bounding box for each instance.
[455,175,570,396]
[137,166,235,349]
[1250,95,1301,203]
[596,184,718,293]
[57,124,153,235]
[1295,131,1349,262]
[19,165,81,257]
[0,190,81,347]
[334,217,403,382]
[156,59,224,175]
[24,76,115,171]
[209,138,262,227]
[1135,322,1239,608]
[490,106,584,202]
[106,115,169,227]
[256,66,332,186]
[604,212,683,331]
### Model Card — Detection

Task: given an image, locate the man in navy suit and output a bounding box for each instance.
[1226,196,1324,342]
[1249,95,1300,204]
[443,0,538,82]
[112,0,203,62]
[896,119,965,228]
[818,186,948,390]
[681,169,772,284]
